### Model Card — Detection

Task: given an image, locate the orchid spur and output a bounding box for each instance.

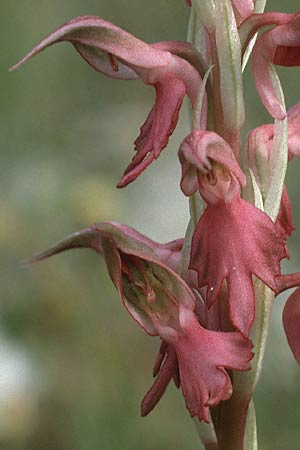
[11,1,300,449]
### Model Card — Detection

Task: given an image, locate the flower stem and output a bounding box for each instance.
[193,416,219,450]
[216,282,274,450]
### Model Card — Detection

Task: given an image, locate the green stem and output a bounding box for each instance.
[217,281,274,450]
[179,193,203,280]
[193,416,219,450]
[208,31,224,136]
[243,400,258,450]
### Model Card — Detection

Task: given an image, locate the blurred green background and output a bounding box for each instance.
[1,1,300,449]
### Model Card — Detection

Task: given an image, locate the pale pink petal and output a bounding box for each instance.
[275,186,294,240]
[247,104,300,163]
[283,288,300,363]
[232,0,253,19]
[152,41,207,81]
[117,75,186,187]
[232,0,254,26]
[275,273,300,295]
[189,197,287,336]
[239,12,292,57]
[152,340,169,377]
[160,308,253,422]
[286,103,300,159]
[251,13,300,119]
[141,347,179,416]
[251,46,286,120]
[246,113,296,240]
[179,131,246,200]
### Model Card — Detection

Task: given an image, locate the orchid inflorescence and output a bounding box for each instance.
[11,1,300,449]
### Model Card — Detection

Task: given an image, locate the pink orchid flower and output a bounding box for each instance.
[179,130,287,336]
[232,0,254,26]
[27,221,253,422]
[246,103,300,240]
[247,103,300,164]
[273,275,300,364]
[251,12,300,119]
[11,16,202,187]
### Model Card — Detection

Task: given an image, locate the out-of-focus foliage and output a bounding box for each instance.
[1,0,300,449]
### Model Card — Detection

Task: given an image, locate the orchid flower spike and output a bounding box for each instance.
[27,222,253,422]
[11,16,203,187]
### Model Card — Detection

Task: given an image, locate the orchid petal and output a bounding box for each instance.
[179,131,246,200]
[232,0,254,24]
[275,185,294,240]
[239,12,292,59]
[286,103,300,160]
[247,103,299,169]
[247,124,272,201]
[117,75,186,187]
[251,12,300,119]
[283,288,300,363]
[246,109,295,237]
[275,273,300,296]
[159,307,253,422]
[141,347,179,416]
[251,48,286,120]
